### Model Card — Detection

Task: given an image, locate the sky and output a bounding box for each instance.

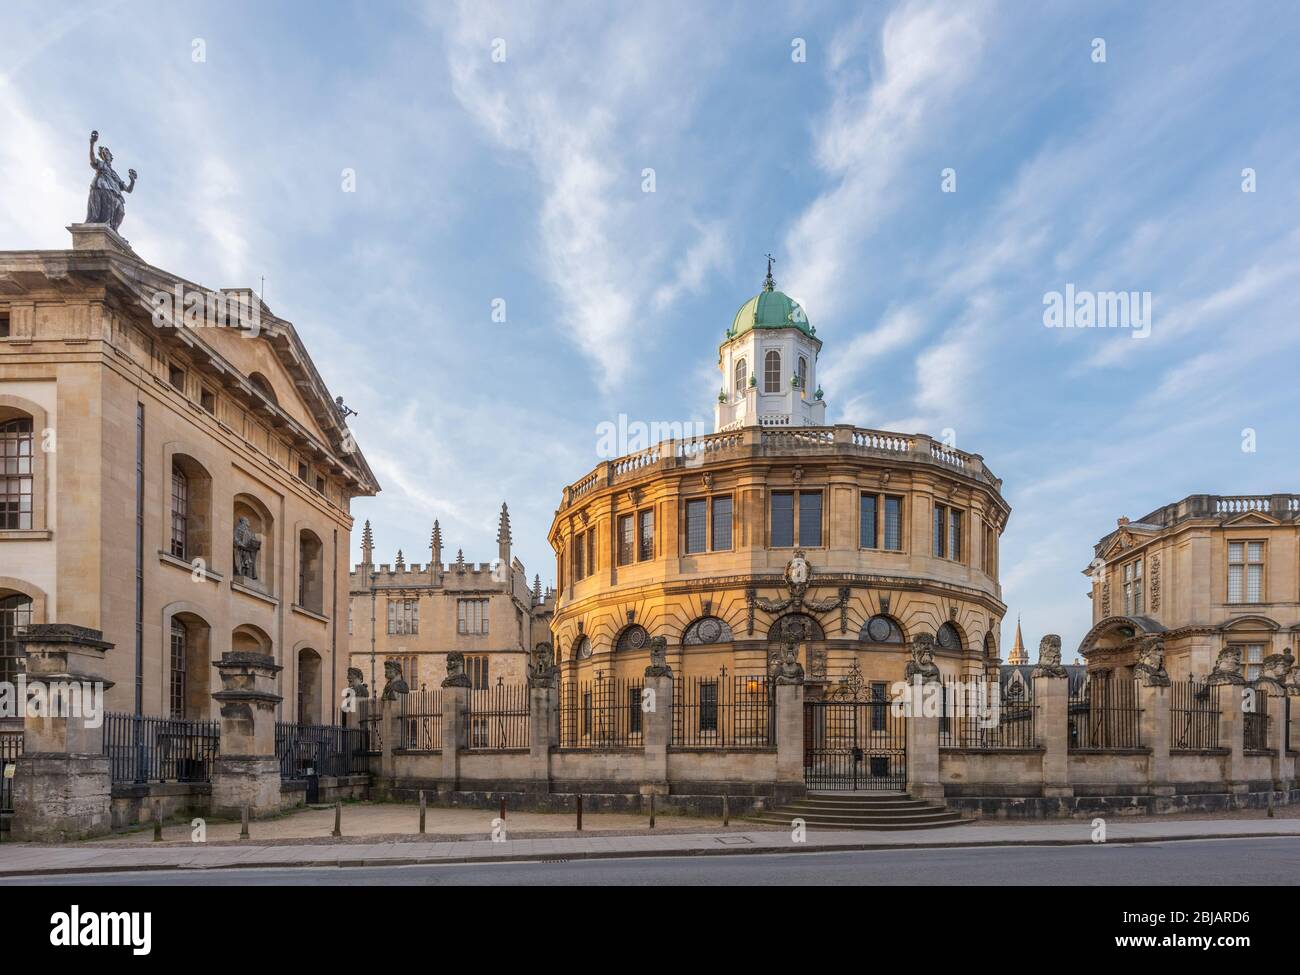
[2,0,1297,658]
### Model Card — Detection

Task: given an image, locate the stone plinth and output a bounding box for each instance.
[1138,682,1173,797]
[528,683,557,786]
[210,651,282,818]
[12,624,116,841]
[440,684,468,787]
[906,689,942,800]
[774,680,805,785]
[67,222,135,254]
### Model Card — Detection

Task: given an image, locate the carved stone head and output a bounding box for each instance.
[346,666,369,699]
[1038,634,1063,668]
[1207,645,1246,685]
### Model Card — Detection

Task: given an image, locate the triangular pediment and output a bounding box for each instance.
[1222,512,1279,528]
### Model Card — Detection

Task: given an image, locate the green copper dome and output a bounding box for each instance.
[725,263,814,341]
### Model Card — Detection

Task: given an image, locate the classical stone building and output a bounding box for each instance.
[347,505,554,695]
[547,268,1011,693]
[1081,494,1300,681]
[0,223,377,726]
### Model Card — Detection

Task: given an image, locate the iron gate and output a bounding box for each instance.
[803,697,906,791]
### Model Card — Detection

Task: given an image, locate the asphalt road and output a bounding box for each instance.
[8,836,1300,885]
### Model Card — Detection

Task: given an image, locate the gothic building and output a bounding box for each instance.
[0,223,378,725]
[346,504,554,694]
[547,267,1011,695]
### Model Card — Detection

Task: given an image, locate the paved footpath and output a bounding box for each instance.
[3,818,1300,878]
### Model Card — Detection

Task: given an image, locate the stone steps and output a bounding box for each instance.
[750,792,967,830]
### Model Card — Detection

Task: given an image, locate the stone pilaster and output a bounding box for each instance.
[1137,681,1173,797]
[1033,672,1072,798]
[12,624,115,842]
[210,651,283,818]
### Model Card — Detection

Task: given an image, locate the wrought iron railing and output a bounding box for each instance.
[1068,676,1142,750]
[672,671,775,749]
[1243,690,1270,751]
[939,679,1036,749]
[275,722,371,778]
[1170,678,1220,750]
[464,684,530,750]
[357,699,382,751]
[399,690,443,750]
[103,712,219,784]
[1,730,21,820]
[560,675,643,749]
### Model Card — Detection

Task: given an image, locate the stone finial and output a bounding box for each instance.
[533,574,542,602]
[361,519,374,566]
[904,633,941,684]
[1207,646,1246,686]
[1134,635,1170,686]
[644,636,672,678]
[430,519,442,566]
[380,659,409,700]
[395,549,405,570]
[442,651,473,688]
[497,502,512,565]
[1031,634,1069,679]
[455,548,466,572]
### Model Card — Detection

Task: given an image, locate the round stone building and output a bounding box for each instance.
[548,267,1011,697]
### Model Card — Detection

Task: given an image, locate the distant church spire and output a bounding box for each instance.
[1008,616,1028,665]
[763,253,776,292]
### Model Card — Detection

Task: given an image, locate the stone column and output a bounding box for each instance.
[1138,681,1173,797]
[440,683,469,791]
[210,651,283,819]
[774,679,805,788]
[1033,650,1072,798]
[905,682,942,800]
[378,694,399,794]
[528,682,557,789]
[1215,679,1248,795]
[1261,680,1291,792]
[641,670,672,796]
[12,624,116,842]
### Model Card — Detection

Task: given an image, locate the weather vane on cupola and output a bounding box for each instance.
[763,254,776,292]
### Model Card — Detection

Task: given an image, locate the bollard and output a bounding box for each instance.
[722,794,729,828]
[333,801,342,837]
[240,805,250,840]
[1268,791,1275,818]
[419,790,427,834]
[499,796,506,822]
[576,793,583,832]
[649,792,656,829]
[153,806,163,842]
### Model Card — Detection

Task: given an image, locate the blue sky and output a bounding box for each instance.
[3,0,1297,657]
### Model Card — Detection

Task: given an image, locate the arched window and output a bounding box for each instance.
[734,359,747,394]
[764,350,781,393]
[615,624,649,652]
[170,463,189,559]
[767,613,824,642]
[233,495,273,591]
[169,619,188,718]
[0,593,33,685]
[860,615,904,644]
[298,529,324,614]
[936,622,964,651]
[984,632,997,659]
[232,623,272,656]
[574,635,592,660]
[683,616,734,645]
[797,355,808,390]
[298,647,323,724]
[0,417,34,530]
